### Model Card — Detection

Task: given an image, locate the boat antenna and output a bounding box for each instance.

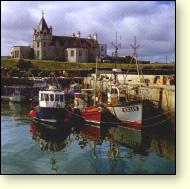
[130,36,149,100]
[130,36,140,74]
[111,31,121,68]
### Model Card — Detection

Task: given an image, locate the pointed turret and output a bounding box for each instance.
[32,12,52,60]
[37,16,49,32]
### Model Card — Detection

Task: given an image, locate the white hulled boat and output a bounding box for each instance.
[29,85,71,127]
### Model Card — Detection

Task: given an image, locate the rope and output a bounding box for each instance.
[64,107,175,127]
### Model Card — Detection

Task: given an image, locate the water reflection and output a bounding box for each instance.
[1,102,31,123]
[30,121,175,163]
[29,123,71,152]
[29,123,72,173]
[1,101,175,174]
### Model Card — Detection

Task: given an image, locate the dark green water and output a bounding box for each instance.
[1,102,175,174]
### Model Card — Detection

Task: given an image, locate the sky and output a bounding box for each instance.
[1,1,175,63]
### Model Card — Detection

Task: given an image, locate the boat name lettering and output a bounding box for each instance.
[122,106,139,112]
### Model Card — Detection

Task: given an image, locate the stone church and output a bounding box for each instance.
[11,15,107,62]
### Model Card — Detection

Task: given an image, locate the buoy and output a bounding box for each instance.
[29,110,37,118]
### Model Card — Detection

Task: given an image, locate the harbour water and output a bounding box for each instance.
[1,102,175,174]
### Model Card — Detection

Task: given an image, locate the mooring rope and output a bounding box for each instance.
[64,107,175,128]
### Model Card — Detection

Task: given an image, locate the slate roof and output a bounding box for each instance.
[37,17,49,31]
[50,36,99,48]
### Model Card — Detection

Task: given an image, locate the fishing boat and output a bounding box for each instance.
[72,57,109,126]
[105,83,143,129]
[29,85,71,127]
[80,106,102,125]
[99,36,151,130]
[72,89,99,125]
[68,82,82,96]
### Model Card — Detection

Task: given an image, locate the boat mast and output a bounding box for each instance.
[112,31,121,69]
[130,36,147,99]
[111,31,121,83]
[94,56,98,106]
[130,36,140,78]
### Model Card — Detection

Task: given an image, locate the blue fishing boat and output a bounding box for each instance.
[29,85,71,127]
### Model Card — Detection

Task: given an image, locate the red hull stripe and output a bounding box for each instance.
[121,120,142,127]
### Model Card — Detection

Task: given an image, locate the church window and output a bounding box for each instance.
[44,42,47,47]
[79,50,82,56]
[37,42,40,48]
[71,50,74,57]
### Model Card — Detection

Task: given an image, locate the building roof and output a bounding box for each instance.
[11,46,32,50]
[37,17,49,31]
[50,36,99,48]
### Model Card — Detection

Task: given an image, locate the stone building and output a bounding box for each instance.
[11,15,106,63]
[11,46,34,59]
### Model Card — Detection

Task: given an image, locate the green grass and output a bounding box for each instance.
[1,58,175,71]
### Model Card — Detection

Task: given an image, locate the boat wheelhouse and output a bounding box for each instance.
[29,85,69,127]
[39,86,65,109]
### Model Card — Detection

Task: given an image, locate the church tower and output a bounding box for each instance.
[32,12,52,60]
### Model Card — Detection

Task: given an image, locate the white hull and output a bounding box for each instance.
[107,104,143,128]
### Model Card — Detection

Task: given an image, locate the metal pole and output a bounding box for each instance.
[94,56,98,106]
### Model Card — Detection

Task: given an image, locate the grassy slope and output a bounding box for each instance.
[1,58,175,70]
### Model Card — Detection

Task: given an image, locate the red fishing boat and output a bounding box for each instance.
[73,57,103,126]
[81,106,101,125]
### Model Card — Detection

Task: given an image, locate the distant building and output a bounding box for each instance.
[11,15,107,63]
[11,46,34,59]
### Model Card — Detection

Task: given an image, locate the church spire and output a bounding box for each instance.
[37,11,49,32]
[42,10,45,18]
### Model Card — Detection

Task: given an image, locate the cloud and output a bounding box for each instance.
[1,1,175,62]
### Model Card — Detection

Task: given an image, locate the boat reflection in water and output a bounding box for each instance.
[108,124,175,161]
[29,123,73,173]
[29,123,72,152]
[29,120,175,174]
